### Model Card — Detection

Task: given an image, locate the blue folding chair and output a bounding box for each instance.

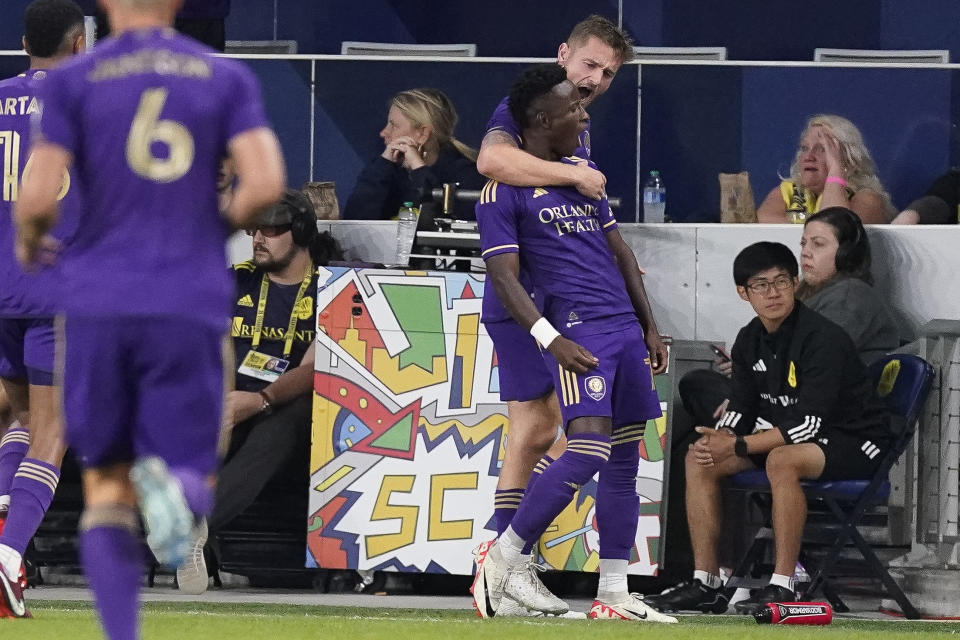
[727,354,935,619]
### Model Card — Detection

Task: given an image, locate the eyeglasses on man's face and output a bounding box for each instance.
[245,224,292,238]
[745,275,794,295]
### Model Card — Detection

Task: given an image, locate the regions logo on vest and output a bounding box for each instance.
[295,296,314,320]
[585,375,606,401]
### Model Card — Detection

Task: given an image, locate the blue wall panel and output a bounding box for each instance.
[243,59,313,189]
[661,0,881,61]
[229,0,620,55]
[638,65,743,222]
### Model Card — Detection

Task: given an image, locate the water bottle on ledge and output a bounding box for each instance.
[395,201,419,266]
[643,170,666,223]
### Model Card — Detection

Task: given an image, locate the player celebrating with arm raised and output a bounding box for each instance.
[474,64,674,624]
[12,0,284,635]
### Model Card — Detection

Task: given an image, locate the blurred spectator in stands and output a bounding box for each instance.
[175,189,341,594]
[175,0,230,51]
[891,169,960,224]
[757,115,895,225]
[343,88,485,221]
[680,206,898,435]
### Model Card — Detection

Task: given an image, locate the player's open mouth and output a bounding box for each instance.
[578,86,593,100]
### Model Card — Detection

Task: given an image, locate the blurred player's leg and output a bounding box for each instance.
[493,395,563,537]
[78,466,142,639]
[0,382,65,585]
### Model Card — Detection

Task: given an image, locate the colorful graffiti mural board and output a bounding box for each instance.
[309,267,667,575]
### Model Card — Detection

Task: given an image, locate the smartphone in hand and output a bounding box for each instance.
[710,344,731,363]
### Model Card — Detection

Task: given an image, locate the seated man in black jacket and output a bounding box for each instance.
[176,189,340,594]
[645,242,890,615]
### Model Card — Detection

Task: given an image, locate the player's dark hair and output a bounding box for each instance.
[24,0,84,59]
[733,241,798,287]
[567,14,634,64]
[508,64,569,130]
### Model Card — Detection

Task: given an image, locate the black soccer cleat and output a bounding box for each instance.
[642,579,730,614]
[733,583,796,615]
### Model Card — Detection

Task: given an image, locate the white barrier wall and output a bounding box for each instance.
[240,222,959,350]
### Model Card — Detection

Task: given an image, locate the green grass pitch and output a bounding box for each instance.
[15,601,960,639]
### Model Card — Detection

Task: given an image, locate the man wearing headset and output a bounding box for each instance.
[176,189,339,594]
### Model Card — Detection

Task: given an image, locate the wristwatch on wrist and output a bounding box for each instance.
[259,390,273,415]
[734,434,748,458]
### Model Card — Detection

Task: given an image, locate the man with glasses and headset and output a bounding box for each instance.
[643,241,891,616]
[175,189,340,594]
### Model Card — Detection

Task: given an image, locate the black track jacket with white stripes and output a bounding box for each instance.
[714,301,890,447]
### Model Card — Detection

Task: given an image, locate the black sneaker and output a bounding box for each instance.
[733,583,796,615]
[642,579,729,613]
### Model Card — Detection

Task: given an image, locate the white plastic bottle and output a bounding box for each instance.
[643,170,666,223]
[395,201,419,266]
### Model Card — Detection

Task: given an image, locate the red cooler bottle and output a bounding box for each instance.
[754,602,833,625]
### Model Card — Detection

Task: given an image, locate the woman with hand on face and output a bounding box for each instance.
[757,115,896,225]
[343,88,484,221]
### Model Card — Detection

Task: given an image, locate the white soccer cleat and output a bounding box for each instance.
[476,541,509,617]
[470,539,494,618]
[130,457,193,567]
[497,595,586,619]
[176,518,209,595]
[589,593,679,623]
[501,561,568,616]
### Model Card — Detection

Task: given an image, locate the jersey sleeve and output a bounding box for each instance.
[484,97,522,146]
[222,62,270,142]
[599,197,618,232]
[34,68,79,155]
[476,180,521,261]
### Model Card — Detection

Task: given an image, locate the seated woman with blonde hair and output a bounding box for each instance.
[756,114,896,224]
[343,88,484,220]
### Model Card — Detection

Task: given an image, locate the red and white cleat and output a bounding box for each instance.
[589,593,677,623]
[469,539,494,618]
[0,566,30,619]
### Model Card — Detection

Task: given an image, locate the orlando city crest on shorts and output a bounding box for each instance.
[585,375,606,401]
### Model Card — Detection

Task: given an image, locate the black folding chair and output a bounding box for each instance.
[727,354,935,619]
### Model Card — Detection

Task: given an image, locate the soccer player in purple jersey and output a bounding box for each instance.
[0,0,85,618]
[13,0,285,634]
[473,64,674,623]
[475,13,645,548]
[472,16,667,618]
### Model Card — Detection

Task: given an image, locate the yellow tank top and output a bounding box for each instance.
[779,181,854,224]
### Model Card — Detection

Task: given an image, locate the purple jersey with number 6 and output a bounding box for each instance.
[36,28,269,327]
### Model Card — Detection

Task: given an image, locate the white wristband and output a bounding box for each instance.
[529,317,561,349]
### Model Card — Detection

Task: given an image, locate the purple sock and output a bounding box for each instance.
[80,516,144,640]
[171,466,212,517]
[520,454,555,555]
[596,439,641,560]
[0,458,59,554]
[510,434,610,545]
[0,427,30,498]
[494,488,524,536]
